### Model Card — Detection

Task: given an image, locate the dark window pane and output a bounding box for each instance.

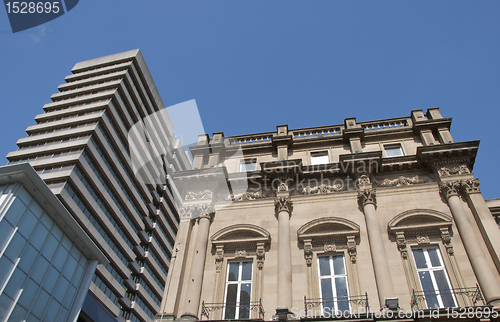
[227,263,239,282]
[224,284,238,319]
[412,249,427,269]
[434,270,455,307]
[319,257,331,276]
[239,283,252,319]
[427,248,441,268]
[332,256,345,275]
[335,277,350,313]
[419,271,439,309]
[320,278,334,313]
[241,262,252,281]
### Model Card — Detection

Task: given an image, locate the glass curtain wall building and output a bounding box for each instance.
[6,50,191,322]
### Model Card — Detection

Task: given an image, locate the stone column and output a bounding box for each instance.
[181,212,214,320]
[461,179,500,274]
[274,193,293,310]
[440,182,500,306]
[358,189,396,308]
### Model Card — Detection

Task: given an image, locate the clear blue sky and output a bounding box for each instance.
[1,1,499,198]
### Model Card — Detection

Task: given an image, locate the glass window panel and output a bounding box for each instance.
[4,269,27,299]
[18,210,37,239]
[31,257,49,284]
[224,284,238,319]
[418,271,439,309]
[63,256,78,280]
[434,270,456,307]
[54,277,70,303]
[39,213,53,229]
[318,257,331,276]
[412,249,427,269]
[0,294,14,322]
[19,244,37,274]
[41,234,58,261]
[51,225,64,241]
[17,187,33,205]
[335,277,349,312]
[0,256,14,289]
[64,285,77,309]
[239,283,251,319]
[56,307,68,322]
[4,198,27,226]
[4,233,27,261]
[42,266,60,293]
[332,256,345,275]
[72,265,84,286]
[31,289,50,318]
[53,246,69,272]
[70,246,82,260]
[44,298,61,322]
[384,145,404,158]
[427,248,442,268]
[19,278,38,309]
[30,201,44,218]
[227,263,239,282]
[0,220,14,252]
[9,304,28,322]
[30,223,49,251]
[241,262,252,281]
[320,278,334,312]
[61,235,72,251]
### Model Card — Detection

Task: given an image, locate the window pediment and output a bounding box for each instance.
[211,224,271,245]
[297,217,360,240]
[388,209,452,234]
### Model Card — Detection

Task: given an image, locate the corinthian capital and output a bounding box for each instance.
[439,181,461,200]
[461,179,481,194]
[357,189,376,208]
[274,196,292,215]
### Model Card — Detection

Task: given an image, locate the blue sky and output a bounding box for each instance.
[1,1,499,198]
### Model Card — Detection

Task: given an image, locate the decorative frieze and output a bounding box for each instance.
[185,190,212,200]
[180,203,215,220]
[379,175,426,187]
[301,183,343,195]
[357,189,376,208]
[437,165,470,177]
[227,190,268,201]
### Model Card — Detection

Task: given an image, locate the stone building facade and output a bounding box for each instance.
[156,108,500,321]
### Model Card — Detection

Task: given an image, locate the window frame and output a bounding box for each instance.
[383,143,404,158]
[223,260,253,320]
[239,159,257,173]
[317,253,351,314]
[310,151,330,166]
[410,245,457,309]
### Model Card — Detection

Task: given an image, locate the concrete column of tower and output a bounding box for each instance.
[358,189,396,308]
[441,182,500,306]
[274,192,293,310]
[181,213,213,320]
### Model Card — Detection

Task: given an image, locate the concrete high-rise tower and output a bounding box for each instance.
[7,50,191,322]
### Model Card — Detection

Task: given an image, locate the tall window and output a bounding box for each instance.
[240,159,257,172]
[224,262,252,319]
[318,255,350,313]
[310,151,329,165]
[383,144,404,158]
[412,247,456,309]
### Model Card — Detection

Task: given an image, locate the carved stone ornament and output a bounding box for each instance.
[439,181,461,200]
[275,196,292,214]
[304,239,313,266]
[461,179,480,194]
[227,190,267,202]
[324,243,336,252]
[347,236,357,263]
[180,203,215,220]
[438,165,470,177]
[440,227,454,255]
[278,181,289,192]
[256,243,265,269]
[357,174,370,185]
[380,175,426,187]
[302,183,343,195]
[416,235,431,245]
[235,250,247,259]
[215,245,224,273]
[395,232,408,259]
[185,190,212,201]
[357,189,376,208]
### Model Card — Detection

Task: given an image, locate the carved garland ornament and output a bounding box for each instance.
[301,184,343,195]
[180,203,215,220]
[380,175,426,187]
[438,165,470,177]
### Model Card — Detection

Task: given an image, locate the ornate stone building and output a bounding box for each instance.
[156,108,500,321]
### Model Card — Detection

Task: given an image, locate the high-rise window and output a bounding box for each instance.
[383,144,404,158]
[310,151,329,165]
[240,159,257,172]
[412,247,456,309]
[224,261,252,319]
[318,255,350,314]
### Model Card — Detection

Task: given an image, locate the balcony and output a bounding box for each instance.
[410,285,485,310]
[201,299,265,320]
[303,294,369,318]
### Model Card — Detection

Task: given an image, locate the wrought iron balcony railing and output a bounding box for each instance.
[411,285,485,310]
[304,294,369,317]
[201,299,264,320]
